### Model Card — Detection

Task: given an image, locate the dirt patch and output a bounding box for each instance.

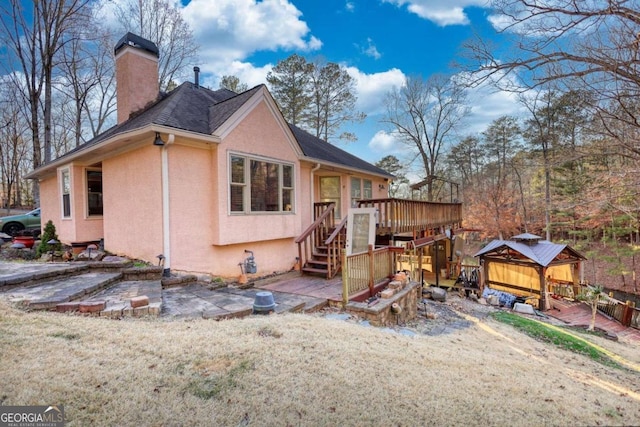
[322,291,497,336]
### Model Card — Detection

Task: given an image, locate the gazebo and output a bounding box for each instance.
[474,233,586,310]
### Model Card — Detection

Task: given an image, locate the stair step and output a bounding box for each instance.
[302,267,329,275]
[308,259,328,266]
[0,264,89,289]
[4,272,123,310]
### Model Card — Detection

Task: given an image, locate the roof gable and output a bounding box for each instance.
[212,85,303,157]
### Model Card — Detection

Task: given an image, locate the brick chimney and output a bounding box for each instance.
[114,33,159,124]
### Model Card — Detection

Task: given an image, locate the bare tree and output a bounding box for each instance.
[111,0,199,91]
[0,86,30,211]
[383,74,468,201]
[57,11,107,148]
[466,0,640,154]
[521,89,559,241]
[83,33,117,138]
[0,0,89,209]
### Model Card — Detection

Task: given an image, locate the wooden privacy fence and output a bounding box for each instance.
[341,245,397,305]
[597,298,639,329]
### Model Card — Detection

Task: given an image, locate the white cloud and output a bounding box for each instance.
[461,70,529,134]
[345,1,355,12]
[368,130,402,153]
[345,67,406,115]
[198,61,274,90]
[383,0,487,26]
[182,0,321,67]
[363,38,381,60]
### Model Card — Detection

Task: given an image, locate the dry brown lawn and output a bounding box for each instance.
[0,301,639,427]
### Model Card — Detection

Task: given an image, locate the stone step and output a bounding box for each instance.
[0,264,90,289]
[79,280,163,318]
[5,272,123,310]
[302,298,329,313]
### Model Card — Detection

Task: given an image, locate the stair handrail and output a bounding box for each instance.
[324,216,347,279]
[294,203,335,244]
[324,216,347,245]
[295,203,335,276]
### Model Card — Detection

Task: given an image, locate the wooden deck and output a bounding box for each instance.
[548,297,640,342]
[256,271,344,303]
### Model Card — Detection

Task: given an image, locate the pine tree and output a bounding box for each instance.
[36,220,61,257]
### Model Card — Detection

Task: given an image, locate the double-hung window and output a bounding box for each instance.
[230,154,294,214]
[61,169,71,218]
[350,178,372,207]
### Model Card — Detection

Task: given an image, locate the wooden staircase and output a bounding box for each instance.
[295,203,346,279]
[302,226,346,276]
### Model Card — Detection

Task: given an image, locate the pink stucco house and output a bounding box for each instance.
[26,33,394,278]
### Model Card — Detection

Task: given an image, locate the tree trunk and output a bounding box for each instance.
[544,150,551,241]
[589,302,597,332]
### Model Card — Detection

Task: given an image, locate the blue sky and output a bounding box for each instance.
[102,0,524,173]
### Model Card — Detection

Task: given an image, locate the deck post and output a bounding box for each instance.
[342,249,349,305]
[368,244,375,296]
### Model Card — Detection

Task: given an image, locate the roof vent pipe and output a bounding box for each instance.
[194,66,200,88]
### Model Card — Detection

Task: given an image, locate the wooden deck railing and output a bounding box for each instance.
[341,245,397,304]
[295,203,335,276]
[357,198,462,235]
[324,217,347,279]
[597,298,639,330]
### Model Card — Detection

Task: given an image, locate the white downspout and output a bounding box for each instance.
[161,134,175,276]
[310,163,321,218]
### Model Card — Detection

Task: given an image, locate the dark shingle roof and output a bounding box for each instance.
[289,124,392,178]
[59,82,240,158]
[209,86,262,131]
[36,82,392,179]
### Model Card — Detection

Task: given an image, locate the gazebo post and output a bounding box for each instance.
[482,258,489,295]
[538,267,547,311]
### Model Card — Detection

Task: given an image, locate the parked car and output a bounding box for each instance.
[0,208,41,237]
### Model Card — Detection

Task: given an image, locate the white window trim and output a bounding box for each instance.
[350,177,373,207]
[228,152,295,215]
[60,167,72,219]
